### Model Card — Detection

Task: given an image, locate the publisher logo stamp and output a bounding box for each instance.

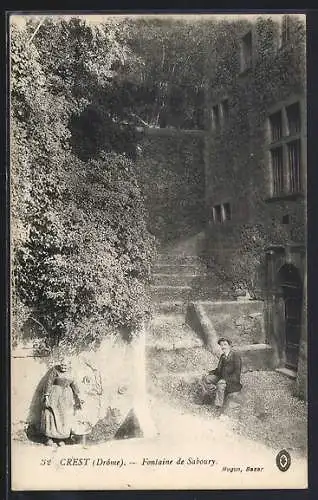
[276,450,291,472]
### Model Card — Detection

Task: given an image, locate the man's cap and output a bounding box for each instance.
[217,337,232,346]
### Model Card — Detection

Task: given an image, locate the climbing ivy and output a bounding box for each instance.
[11,16,156,351]
[204,15,306,294]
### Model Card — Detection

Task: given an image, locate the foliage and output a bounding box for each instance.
[209,223,284,296]
[26,17,143,159]
[135,133,206,244]
[11,16,156,351]
[122,18,213,129]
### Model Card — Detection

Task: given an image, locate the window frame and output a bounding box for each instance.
[266,96,306,201]
[212,202,232,223]
[222,202,232,221]
[210,98,230,132]
[212,204,222,223]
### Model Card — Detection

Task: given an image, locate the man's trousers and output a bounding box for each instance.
[201,373,227,407]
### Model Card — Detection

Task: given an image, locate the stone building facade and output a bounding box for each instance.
[204,15,307,397]
[133,15,306,399]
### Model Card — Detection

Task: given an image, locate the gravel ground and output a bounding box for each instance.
[149,369,307,458]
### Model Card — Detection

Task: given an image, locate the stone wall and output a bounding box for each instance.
[203,15,306,292]
[136,128,206,249]
[203,15,307,397]
[11,336,136,440]
[200,300,265,347]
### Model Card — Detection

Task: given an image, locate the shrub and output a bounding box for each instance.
[11,17,156,352]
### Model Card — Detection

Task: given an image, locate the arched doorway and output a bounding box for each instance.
[277,264,303,370]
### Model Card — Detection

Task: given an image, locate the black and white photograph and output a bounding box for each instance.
[9,12,307,490]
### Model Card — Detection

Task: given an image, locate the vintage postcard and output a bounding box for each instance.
[9,12,307,490]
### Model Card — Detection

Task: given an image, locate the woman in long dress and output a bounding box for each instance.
[40,359,82,446]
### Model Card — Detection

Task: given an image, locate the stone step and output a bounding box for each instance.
[189,288,234,301]
[156,255,205,265]
[150,285,233,302]
[147,334,203,351]
[152,273,207,287]
[150,285,192,301]
[151,312,186,323]
[153,263,205,275]
[275,367,297,379]
[150,313,188,328]
[148,314,203,350]
[152,301,189,314]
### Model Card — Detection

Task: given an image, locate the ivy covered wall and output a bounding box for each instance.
[136,128,206,248]
[203,15,306,293]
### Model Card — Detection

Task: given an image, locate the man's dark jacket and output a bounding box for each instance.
[210,350,242,393]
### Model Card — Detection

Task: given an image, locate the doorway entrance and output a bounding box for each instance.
[277,264,302,370]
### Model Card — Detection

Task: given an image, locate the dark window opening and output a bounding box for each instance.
[269,111,283,142]
[271,146,284,196]
[214,205,222,223]
[223,202,231,221]
[221,99,229,124]
[282,214,290,224]
[212,105,220,129]
[287,139,302,193]
[286,102,301,136]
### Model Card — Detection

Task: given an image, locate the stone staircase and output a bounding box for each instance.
[151,254,232,304]
[146,311,216,401]
[148,254,226,402]
[147,253,275,405]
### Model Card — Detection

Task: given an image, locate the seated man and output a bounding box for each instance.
[201,337,242,409]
